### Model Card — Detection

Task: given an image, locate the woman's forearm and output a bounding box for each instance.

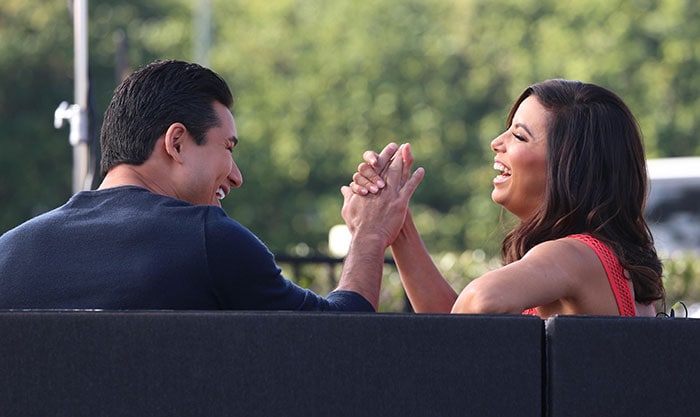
[391,211,458,313]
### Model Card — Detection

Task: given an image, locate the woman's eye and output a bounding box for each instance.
[513,132,526,142]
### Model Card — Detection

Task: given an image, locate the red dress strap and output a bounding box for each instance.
[565,234,636,316]
[521,307,539,316]
[522,234,637,316]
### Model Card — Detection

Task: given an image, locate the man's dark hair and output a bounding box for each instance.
[99,60,234,177]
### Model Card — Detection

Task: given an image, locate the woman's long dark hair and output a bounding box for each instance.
[501,79,664,304]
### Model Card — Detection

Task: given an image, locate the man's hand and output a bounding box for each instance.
[340,143,423,247]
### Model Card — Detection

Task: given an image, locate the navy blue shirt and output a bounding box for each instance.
[0,186,372,311]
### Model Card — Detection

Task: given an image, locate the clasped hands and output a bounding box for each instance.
[340,143,424,248]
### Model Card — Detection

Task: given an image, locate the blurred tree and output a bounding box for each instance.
[0,0,192,232]
[2,0,699,263]
[213,0,509,254]
[0,1,74,229]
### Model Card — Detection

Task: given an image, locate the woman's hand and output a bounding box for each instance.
[350,142,413,196]
[340,143,423,247]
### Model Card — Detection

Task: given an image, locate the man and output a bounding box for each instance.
[0,60,422,311]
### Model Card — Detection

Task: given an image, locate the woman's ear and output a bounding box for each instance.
[163,122,188,164]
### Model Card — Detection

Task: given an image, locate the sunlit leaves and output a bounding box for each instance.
[2,0,700,260]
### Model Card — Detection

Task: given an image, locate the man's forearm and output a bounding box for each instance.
[336,235,386,311]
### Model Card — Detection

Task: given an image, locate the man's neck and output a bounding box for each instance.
[99,164,171,197]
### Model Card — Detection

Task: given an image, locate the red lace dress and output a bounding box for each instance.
[521,234,636,317]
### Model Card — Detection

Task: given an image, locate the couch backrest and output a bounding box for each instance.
[0,311,543,417]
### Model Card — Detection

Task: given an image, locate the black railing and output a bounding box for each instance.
[274,254,411,312]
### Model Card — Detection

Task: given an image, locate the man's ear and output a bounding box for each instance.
[163,122,188,164]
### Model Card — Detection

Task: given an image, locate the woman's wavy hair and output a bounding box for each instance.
[501,79,664,304]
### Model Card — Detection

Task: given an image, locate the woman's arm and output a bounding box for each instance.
[339,144,424,310]
[349,143,458,312]
[390,210,459,312]
[452,238,619,316]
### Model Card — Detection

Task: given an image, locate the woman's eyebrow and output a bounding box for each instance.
[513,122,535,138]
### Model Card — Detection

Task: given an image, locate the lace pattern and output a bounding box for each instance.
[521,234,636,317]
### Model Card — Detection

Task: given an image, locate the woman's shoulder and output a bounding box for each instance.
[523,237,609,286]
[524,236,598,263]
[526,234,613,261]
[523,236,622,316]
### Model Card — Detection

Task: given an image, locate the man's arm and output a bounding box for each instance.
[337,144,424,310]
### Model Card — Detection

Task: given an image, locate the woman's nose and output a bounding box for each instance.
[491,133,505,152]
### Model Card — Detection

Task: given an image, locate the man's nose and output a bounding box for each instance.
[229,161,243,188]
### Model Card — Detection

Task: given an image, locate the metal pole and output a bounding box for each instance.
[55,0,91,194]
[193,0,211,65]
[72,0,90,193]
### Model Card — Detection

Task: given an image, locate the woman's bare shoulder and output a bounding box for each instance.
[523,237,600,268]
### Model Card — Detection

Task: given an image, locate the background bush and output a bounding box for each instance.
[1,0,698,312]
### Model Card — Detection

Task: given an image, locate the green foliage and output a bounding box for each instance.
[661,253,700,311]
[2,0,700,310]
[206,0,700,256]
[436,250,700,315]
[278,259,412,312]
[0,0,74,227]
[312,251,699,313]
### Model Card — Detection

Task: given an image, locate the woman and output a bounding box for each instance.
[348,79,664,317]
